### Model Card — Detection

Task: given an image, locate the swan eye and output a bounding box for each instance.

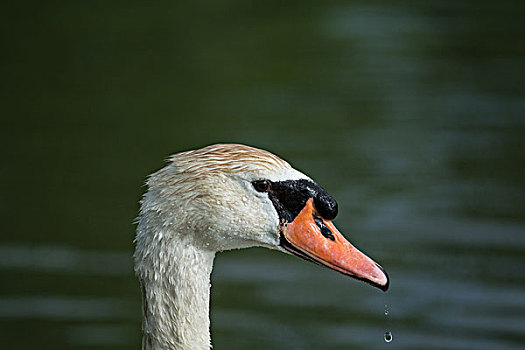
[252,179,271,193]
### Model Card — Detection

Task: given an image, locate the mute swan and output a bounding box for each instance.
[134,144,388,350]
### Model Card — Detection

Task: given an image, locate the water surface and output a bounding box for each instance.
[1,1,524,349]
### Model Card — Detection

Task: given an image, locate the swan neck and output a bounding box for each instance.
[136,233,215,350]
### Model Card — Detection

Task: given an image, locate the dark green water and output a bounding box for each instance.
[1,1,524,349]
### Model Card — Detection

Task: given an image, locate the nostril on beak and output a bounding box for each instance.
[313,213,335,241]
[314,195,338,220]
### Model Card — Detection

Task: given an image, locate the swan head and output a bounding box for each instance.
[138,143,388,291]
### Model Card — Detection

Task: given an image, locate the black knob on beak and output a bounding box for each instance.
[314,193,338,220]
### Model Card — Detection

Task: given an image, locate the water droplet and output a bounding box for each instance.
[384,304,389,316]
[242,196,248,202]
[384,331,393,343]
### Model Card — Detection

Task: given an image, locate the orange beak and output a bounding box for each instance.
[280,198,389,291]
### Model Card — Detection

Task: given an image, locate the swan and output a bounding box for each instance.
[134,143,389,350]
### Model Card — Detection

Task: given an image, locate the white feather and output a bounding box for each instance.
[134,144,309,350]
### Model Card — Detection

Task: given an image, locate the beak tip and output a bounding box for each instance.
[379,279,389,292]
[375,263,390,292]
